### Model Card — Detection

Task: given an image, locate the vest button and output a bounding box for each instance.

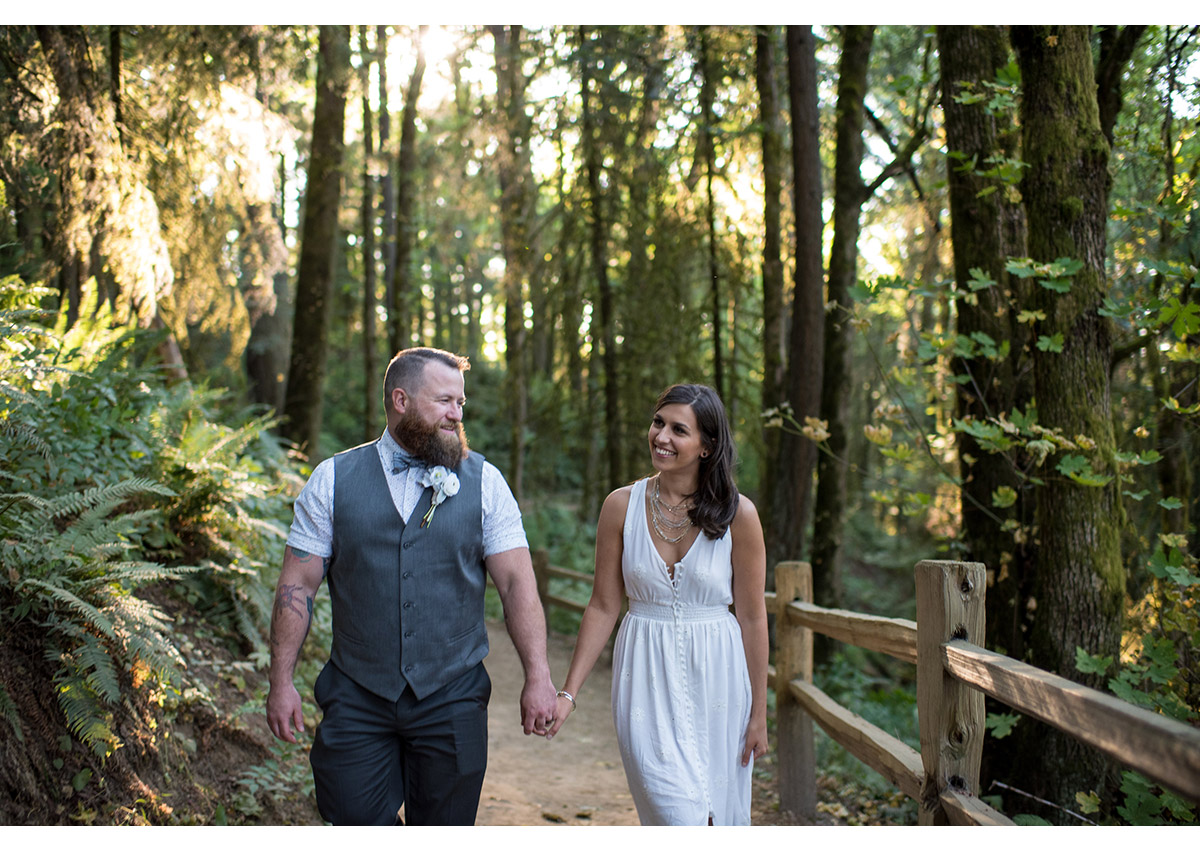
[403,541,414,550]
[403,601,413,609]
[405,665,413,672]
[403,572,412,579]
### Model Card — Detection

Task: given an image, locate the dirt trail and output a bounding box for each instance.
[475,620,638,825]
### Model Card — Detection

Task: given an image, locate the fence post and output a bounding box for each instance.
[532,548,550,628]
[775,561,815,821]
[916,559,987,825]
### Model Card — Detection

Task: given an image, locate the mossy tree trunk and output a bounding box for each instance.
[938,24,1036,663]
[1011,24,1124,817]
[938,23,1039,796]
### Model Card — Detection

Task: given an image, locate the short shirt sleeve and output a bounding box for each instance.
[481,461,528,557]
[286,457,335,558]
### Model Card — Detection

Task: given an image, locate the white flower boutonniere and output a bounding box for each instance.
[419,465,460,527]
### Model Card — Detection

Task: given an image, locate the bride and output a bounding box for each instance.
[547,383,769,825]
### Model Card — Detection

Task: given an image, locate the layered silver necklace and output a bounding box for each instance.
[649,475,694,544]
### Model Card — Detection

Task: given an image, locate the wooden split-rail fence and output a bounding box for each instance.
[529,552,1200,825]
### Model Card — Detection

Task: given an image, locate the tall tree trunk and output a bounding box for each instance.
[377,25,396,354]
[282,24,350,456]
[938,24,1037,795]
[389,26,425,354]
[697,27,724,400]
[809,25,874,629]
[622,26,667,479]
[938,23,1035,662]
[490,24,532,499]
[580,26,622,493]
[757,26,785,422]
[360,25,378,442]
[768,25,825,578]
[1011,24,1123,818]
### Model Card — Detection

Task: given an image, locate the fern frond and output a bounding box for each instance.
[76,641,121,704]
[49,478,175,521]
[53,672,120,758]
[76,562,201,591]
[20,578,118,640]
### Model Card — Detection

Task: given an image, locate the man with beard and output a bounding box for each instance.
[266,347,557,825]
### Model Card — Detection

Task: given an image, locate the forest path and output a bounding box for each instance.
[474,620,638,825]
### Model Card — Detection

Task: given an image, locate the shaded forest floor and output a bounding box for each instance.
[0,595,900,826]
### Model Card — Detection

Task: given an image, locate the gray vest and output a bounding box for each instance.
[329,442,488,701]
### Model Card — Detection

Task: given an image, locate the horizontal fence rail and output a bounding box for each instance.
[941,639,1200,802]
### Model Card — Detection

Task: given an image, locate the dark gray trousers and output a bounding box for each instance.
[309,661,491,825]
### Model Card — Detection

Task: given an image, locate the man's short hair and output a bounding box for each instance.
[383,347,470,412]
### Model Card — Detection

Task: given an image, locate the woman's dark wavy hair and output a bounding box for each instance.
[653,383,738,539]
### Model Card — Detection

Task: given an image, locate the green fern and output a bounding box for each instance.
[5,479,202,758]
[52,665,122,757]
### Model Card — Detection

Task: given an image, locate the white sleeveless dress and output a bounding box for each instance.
[611,477,753,825]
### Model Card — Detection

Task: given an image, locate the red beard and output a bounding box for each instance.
[393,409,469,469]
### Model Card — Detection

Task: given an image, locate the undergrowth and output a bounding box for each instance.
[0,278,305,821]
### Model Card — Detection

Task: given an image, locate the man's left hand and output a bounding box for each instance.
[520,676,559,737]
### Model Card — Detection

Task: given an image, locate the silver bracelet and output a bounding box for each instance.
[556,689,576,710]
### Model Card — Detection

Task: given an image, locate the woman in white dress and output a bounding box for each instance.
[547,384,769,825]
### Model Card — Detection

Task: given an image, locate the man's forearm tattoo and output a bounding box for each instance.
[272,583,315,649]
[276,583,313,620]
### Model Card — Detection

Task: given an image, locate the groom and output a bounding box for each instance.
[266,346,557,825]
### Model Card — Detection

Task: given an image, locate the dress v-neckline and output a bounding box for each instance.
[641,479,702,583]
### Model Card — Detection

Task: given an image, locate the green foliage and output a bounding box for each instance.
[812,651,918,819]
[3,475,196,757]
[1072,544,1199,824]
[985,711,1020,739]
[0,282,300,761]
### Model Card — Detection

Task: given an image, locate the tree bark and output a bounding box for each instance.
[938,25,1038,796]
[938,23,1035,661]
[360,26,378,442]
[698,27,724,400]
[377,25,396,353]
[490,24,533,499]
[809,25,874,627]
[768,25,825,579]
[1011,24,1123,818]
[580,26,623,493]
[621,25,668,479]
[757,26,785,421]
[389,26,425,354]
[281,24,350,456]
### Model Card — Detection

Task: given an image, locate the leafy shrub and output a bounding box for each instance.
[0,278,300,757]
